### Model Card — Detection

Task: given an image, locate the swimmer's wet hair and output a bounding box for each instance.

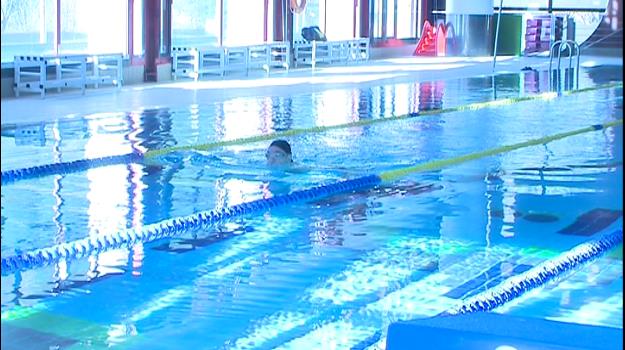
[269,139,292,155]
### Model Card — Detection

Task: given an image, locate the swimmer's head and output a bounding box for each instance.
[266,139,293,166]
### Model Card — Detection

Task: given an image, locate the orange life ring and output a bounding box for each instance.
[290,0,306,14]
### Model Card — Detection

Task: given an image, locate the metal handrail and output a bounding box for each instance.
[492,0,504,99]
[549,39,581,90]
[492,0,504,74]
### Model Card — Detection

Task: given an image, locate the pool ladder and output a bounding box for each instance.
[548,40,581,91]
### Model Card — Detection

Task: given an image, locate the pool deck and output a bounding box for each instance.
[0,54,622,125]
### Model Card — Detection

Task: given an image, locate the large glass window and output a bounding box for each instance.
[325,0,356,40]
[373,0,385,38]
[551,0,608,9]
[133,0,143,56]
[292,0,324,41]
[1,0,55,62]
[223,0,266,46]
[373,0,418,40]
[59,0,127,55]
[549,0,610,43]
[494,0,608,10]
[292,0,363,41]
[1,0,128,63]
[386,0,395,38]
[496,1,549,10]
[494,0,610,47]
[396,0,417,39]
[172,0,273,47]
[292,0,362,41]
[171,0,220,47]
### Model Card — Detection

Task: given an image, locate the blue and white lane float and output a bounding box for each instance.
[1,119,622,275]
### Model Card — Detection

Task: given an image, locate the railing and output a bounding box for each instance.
[549,39,581,90]
[492,0,504,73]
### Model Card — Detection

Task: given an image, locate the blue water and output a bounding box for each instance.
[1,66,622,349]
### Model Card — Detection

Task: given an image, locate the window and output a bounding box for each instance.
[396,0,417,39]
[1,0,55,62]
[133,0,143,56]
[292,0,324,41]
[1,0,128,63]
[386,0,395,38]
[325,0,356,40]
[373,0,415,40]
[171,0,220,47]
[373,0,385,38]
[59,0,127,55]
[223,0,267,46]
[172,0,273,47]
[493,0,610,48]
[551,0,608,9]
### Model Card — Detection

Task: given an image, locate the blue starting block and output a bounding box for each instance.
[386,312,622,350]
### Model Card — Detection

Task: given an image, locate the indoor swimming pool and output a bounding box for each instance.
[1,65,622,349]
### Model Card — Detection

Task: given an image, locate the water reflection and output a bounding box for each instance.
[308,181,443,248]
[550,67,579,91]
[16,123,46,147]
[268,97,294,132]
[132,108,177,153]
[1,67,622,312]
[141,161,181,224]
[3,66,622,174]
[418,81,445,111]
[523,68,550,94]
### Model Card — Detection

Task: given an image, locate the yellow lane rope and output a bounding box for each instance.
[144,82,623,158]
[379,119,623,182]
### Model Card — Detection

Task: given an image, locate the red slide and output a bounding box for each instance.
[414,20,447,56]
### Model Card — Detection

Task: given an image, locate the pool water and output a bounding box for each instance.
[1,66,622,349]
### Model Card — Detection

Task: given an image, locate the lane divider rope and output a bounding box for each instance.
[1,120,621,275]
[2,82,621,185]
[1,153,142,184]
[380,119,623,182]
[1,175,382,275]
[442,229,623,315]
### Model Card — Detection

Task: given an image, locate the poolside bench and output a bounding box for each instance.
[247,42,290,74]
[171,47,226,80]
[224,46,249,75]
[85,53,124,89]
[13,53,123,98]
[293,38,369,69]
[350,38,370,62]
[171,42,290,80]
